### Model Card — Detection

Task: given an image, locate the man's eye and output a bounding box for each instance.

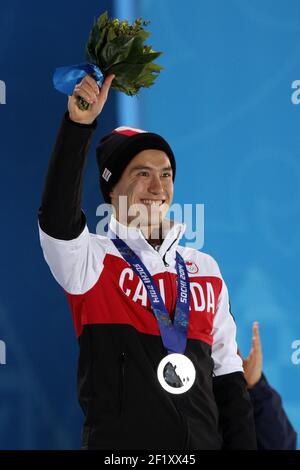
[162,172,171,177]
[138,171,149,176]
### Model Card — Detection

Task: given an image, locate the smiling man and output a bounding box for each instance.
[38,74,256,450]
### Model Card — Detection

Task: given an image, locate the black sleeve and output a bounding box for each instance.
[38,112,97,240]
[213,371,257,449]
[249,373,297,450]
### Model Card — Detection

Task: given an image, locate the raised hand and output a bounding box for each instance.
[243,321,263,388]
[68,74,115,125]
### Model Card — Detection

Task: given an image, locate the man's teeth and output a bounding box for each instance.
[141,199,164,206]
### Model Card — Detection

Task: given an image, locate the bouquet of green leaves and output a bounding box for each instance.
[53,11,163,110]
[87,11,163,94]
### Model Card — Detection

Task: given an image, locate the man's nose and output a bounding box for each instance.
[148,174,164,194]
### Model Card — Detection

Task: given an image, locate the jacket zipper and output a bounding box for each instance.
[119,352,126,416]
[162,237,178,267]
[172,400,189,449]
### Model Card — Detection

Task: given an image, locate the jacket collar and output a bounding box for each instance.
[108,214,186,263]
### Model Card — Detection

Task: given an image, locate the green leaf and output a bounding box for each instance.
[146,62,163,72]
[121,34,155,65]
[95,33,109,63]
[100,35,136,67]
[107,62,147,82]
[136,68,159,88]
[86,21,108,63]
[134,29,151,42]
[133,51,162,64]
[107,25,117,42]
[97,11,108,30]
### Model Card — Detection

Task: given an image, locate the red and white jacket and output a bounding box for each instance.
[39,214,243,378]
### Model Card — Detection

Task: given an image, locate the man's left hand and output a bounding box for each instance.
[243,321,263,388]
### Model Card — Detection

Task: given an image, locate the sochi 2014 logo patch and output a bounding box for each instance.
[185,261,199,274]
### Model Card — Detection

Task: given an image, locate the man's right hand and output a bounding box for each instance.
[68,73,115,125]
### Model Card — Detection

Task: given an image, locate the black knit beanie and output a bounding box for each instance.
[96,126,176,203]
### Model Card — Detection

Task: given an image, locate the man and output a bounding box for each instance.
[38,74,256,449]
[242,322,297,450]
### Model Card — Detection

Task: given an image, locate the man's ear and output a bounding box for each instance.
[109,186,116,204]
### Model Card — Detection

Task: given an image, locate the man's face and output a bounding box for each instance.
[109,149,174,231]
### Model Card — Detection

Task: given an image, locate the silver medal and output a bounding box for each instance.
[157,353,196,395]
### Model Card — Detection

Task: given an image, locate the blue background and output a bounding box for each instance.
[0,0,299,449]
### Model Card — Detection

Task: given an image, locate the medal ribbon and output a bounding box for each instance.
[111,235,191,355]
[53,62,104,96]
